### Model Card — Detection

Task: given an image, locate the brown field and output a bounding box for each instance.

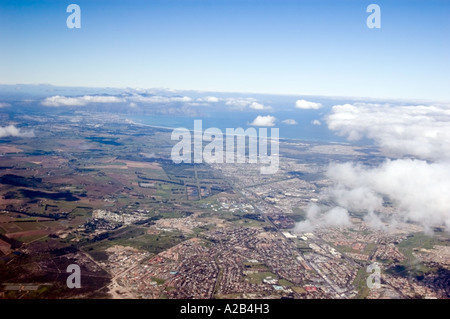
[123,161,161,169]
[0,145,22,153]
[0,223,22,233]
[96,157,119,163]
[85,164,128,169]
[5,229,48,239]
[0,215,16,223]
[85,160,162,170]
[12,221,47,232]
[0,199,25,206]
[0,238,11,254]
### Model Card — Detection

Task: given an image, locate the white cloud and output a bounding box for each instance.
[41,94,196,107]
[224,98,272,111]
[249,115,276,127]
[294,204,351,232]
[298,102,450,232]
[42,95,124,107]
[326,103,450,160]
[0,102,11,108]
[129,95,192,104]
[128,95,165,104]
[295,99,322,110]
[83,96,124,103]
[225,97,257,108]
[187,102,207,106]
[327,184,382,214]
[249,102,271,110]
[326,160,450,231]
[197,96,219,103]
[42,96,86,106]
[323,207,352,227]
[364,211,386,231]
[282,119,298,125]
[0,125,35,138]
[41,94,270,110]
[171,96,192,103]
[311,120,321,126]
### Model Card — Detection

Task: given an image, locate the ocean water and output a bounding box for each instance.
[127,110,346,143]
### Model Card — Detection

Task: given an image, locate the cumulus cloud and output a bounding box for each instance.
[39,93,275,111]
[197,96,219,103]
[0,125,35,138]
[226,98,271,110]
[128,95,192,104]
[169,96,192,102]
[0,102,11,108]
[249,115,276,127]
[365,211,386,231]
[323,102,450,231]
[42,96,86,107]
[186,102,208,107]
[42,95,124,107]
[295,99,322,110]
[311,120,321,126]
[323,207,352,227]
[41,94,197,107]
[297,102,450,232]
[326,103,450,160]
[282,119,298,125]
[295,204,351,232]
[225,97,257,107]
[249,102,271,110]
[326,160,450,231]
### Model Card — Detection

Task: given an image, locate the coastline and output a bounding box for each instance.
[124,117,351,145]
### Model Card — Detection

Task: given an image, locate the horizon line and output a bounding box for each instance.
[1,82,449,105]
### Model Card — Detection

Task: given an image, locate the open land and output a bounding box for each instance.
[0,111,448,299]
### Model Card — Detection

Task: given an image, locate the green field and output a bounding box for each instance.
[11,221,47,232]
[352,267,371,299]
[71,206,92,218]
[82,226,186,259]
[391,232,445,278]
[17,234,48,243]
[247,271,278,284]
[278,279,294,287]
[151,277,165,285]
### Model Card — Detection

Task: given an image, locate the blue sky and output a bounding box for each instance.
[0,0,449,100]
